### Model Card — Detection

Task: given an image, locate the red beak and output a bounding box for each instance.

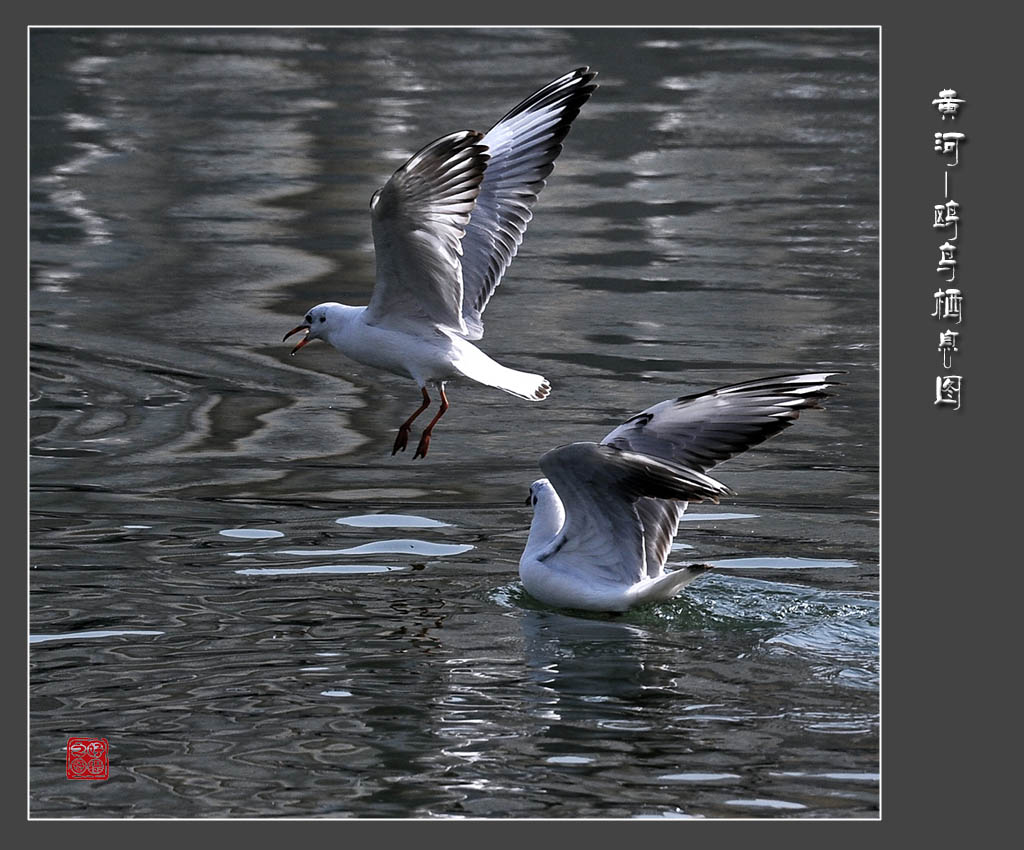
[283,325,310,354]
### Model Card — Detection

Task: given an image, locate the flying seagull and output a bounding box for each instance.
[285,68,598,459]
[520,373,840,612]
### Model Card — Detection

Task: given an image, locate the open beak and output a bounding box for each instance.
[283,325,310,355]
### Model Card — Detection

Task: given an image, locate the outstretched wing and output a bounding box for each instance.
[458,67,598,340]
[364,130,489,334]
[600,373,840,576]
[601,373,840,474]
[537,442,731,587]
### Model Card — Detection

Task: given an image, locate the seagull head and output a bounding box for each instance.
[524,478,564,549]
[525,478,556,507]
[283,303,342,354]
[527,478,563,515]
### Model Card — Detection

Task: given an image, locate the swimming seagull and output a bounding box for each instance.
[520,373,840,613]
[284,68,598,459]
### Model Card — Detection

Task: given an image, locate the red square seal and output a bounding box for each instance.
[66,737,109,780]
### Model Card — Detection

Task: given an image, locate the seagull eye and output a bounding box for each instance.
[305,314,312,324]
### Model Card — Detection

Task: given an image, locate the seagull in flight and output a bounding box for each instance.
[520,373,840,613]
[285,68,598,459]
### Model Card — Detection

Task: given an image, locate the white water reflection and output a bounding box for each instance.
[678,512,759,522]
[724,798,808,811]
[659,772,742,782]
[219,528,286,539]
[712,556,859,569]
[336,514,451,528]
[277,539,473,556]
[772,771,879,783]
[31,629,165,645]
[545,755,594,765]
[235,564,406,576]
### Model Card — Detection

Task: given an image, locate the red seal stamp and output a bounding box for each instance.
[66,737,109,780]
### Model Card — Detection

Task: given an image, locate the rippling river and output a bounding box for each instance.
[30,27,879,818]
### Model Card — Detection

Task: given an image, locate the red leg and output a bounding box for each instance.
[393,387,431,455]
[413,384,449,460]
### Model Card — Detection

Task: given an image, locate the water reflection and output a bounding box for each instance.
[219,528,285,539]
[277,540,473,556]
[712,556,859,569]
[336,514,452,528]
[235,564,406,576]
[30,629,165,644]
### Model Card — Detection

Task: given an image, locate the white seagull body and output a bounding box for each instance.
[285,68,598,459]
[520,373,840,613]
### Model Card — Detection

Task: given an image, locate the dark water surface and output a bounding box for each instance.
[30,28,879,818]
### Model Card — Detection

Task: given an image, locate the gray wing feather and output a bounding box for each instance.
[601,373,840,473]
[458,68,597,340]
[598,373,840,576]
[635,498,684,579]
[538,442,731,586]
[365,130,488,333]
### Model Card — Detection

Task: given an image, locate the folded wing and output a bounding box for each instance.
[537,442,731,587]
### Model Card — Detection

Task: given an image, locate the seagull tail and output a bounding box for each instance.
[634,564,713,606]
[453,347,551,401]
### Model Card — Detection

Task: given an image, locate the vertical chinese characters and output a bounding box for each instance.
[933,199,959,240]
[931,287,962,324]
[934,375,963,411]
[931,89,966,409]
[934,132,965,166]
[932,89,965,119]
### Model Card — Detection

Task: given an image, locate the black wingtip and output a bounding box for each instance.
[570,66,599,87]
[490,67,599,132]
